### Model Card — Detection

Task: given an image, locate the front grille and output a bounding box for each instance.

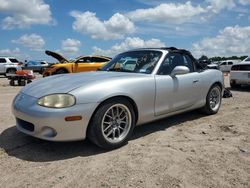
[16,118,34,132]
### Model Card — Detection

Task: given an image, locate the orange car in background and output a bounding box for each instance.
[42,50,111,77]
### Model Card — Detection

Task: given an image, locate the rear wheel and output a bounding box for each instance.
[88,98,135,149]
[5,69,16,76]
[9,79,15,86]
[201,84,222,115]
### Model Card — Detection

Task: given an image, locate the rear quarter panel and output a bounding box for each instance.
[197,69,224,102]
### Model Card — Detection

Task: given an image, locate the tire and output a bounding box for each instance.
[5,69,16,76]
[18,80,26,86]
[88,98,135,149]
[201,84,222,115]
[55,69,68,74]
[9,79,15,86]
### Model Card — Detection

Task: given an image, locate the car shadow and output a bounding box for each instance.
[228,86,250,92]
[131,110,203,140]
[0,111,204,162]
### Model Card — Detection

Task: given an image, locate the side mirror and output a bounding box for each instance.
[170,66,190,77]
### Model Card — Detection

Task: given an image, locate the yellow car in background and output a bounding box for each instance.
[42,50,111,77]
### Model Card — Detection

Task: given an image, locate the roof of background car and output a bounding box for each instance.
[232,62,250,66]
[75,55,112,60]
[0,56,17,58]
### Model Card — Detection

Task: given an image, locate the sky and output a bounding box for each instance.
[0,0,249,62]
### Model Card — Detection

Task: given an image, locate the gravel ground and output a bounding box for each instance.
[0,73,249,188]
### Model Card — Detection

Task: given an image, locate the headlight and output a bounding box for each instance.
[38,94,75,108]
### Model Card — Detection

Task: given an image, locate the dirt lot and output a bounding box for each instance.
[0,74,249,188]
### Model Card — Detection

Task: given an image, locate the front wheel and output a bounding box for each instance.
[88,98,135,149]
[201,84,222,115]
[55,69,68,74]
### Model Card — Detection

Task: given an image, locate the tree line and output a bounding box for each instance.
[199,55,248,62]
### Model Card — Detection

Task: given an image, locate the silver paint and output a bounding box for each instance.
[12,49,224,141]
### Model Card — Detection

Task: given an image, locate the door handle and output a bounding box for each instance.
[193,80,199,83]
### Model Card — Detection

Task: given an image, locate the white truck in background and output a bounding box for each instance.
[0,57,22,76]
[218,59,241,72]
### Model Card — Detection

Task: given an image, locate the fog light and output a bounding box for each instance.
[41,127,57,137]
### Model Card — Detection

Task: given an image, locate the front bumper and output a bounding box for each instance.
[42,68,53,77]
[12,93,98,141]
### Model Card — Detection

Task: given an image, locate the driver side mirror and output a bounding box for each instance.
[170,66,190,77]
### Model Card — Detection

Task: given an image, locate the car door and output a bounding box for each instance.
[74,57,95,72]
[28,62,37,71]
[219,62,227,72]
[154,53,201,116]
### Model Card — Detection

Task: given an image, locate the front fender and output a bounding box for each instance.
[69,76,156,124]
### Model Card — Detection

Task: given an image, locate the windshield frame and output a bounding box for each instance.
[100,50,163,74]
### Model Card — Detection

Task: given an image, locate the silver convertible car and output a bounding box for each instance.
[12,47,224,149]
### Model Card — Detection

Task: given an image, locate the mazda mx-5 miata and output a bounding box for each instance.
[12,47,224,149]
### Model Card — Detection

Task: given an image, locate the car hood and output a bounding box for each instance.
[45,50,68,63]
[20,72,148,98]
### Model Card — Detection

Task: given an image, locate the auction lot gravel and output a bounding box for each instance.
[0,74,249,188]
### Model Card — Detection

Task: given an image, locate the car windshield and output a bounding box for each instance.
[100,50,162,74]
[245,57,250,62]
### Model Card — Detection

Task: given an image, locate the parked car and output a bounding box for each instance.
[12,47,224,149]
[240,56,250,63]
[219,61,234,72]
[230,61,250,88]
[23,60,49,73]
[0,56,22,76]
[218,60,241,72]
[42,50,111,77]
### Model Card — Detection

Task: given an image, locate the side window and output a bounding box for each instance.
[77,57,91,63]
[92,57,109,62]
[0,58,6,63]
[221,62,226,65]
[157,55,172,75]
[9,58,18,63]
[183,55,194,72]
[228,62,233,65]
[158,53,184,75]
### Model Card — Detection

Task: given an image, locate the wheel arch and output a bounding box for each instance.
[5,68,17,76]
[53,67,69,74]
[211,81,223,91]
[86,95,139,132]
[6,67,17,72]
